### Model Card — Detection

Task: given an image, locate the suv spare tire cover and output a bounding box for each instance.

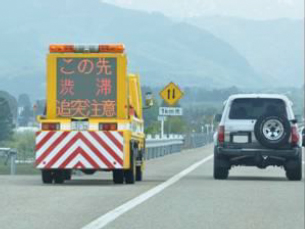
[254,114,291,149]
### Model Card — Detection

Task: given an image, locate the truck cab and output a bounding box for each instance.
[36,44,150,184]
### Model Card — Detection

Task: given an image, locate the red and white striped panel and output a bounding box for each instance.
[35,131,124,169]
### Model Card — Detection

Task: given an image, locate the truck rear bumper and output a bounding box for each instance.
[35,131,124,169]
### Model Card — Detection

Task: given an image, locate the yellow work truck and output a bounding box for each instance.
[35,44,152,184]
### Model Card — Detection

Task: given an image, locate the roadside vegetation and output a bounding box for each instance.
[143,86,304,136]
[0,131,37,175]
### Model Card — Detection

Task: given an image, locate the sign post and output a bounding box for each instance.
[159,82,184,137]
[158,116,167,138]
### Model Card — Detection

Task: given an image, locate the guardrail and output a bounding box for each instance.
[145,134,184,160]
[0,132,214,175]
[0,148,17,175]
[183,133,214,149]
[145,133,214,160]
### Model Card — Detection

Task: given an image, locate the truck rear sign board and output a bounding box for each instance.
[56,58,117,117]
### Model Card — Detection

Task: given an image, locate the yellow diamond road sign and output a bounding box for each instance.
[160,82,184,106]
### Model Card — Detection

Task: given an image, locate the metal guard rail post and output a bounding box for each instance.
[0,148,17,175]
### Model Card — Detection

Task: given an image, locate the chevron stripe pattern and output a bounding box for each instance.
[35,131,124,169]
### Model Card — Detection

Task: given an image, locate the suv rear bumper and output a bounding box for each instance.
[217,146,301,159]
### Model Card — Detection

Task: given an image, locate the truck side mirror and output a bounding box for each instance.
[145,92,154,107]
[214,114,222,122]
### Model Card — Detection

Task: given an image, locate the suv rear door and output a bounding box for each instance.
[224,98,287,148]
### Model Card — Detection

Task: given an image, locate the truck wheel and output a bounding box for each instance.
[136,149,144,181]
[285,152,302,181]
[124,165,135,184]
[125,146,136,184]
[54,170,65,184]
[136,166,142,181]
[64,170,72,180]
[213,147,229,180]
[113,170,124,184]
[42,170,53,184]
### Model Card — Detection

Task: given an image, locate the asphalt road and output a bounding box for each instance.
[0,145,304,229]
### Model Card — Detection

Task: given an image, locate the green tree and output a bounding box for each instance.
[19,105,33,126]
[7,132,35,160]
[0,97,14,142]
[164,116,187,134]
[144,121,160,135]
[18,93,31,107]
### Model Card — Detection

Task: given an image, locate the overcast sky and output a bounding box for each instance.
[101,0,304,19]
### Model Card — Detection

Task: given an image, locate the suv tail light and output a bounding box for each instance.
[218,125,225,144]
[99,123,117,131]
[291,126,299,145]
[41,123,60,131]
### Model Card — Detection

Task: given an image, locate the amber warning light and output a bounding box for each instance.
[49,44,125,53]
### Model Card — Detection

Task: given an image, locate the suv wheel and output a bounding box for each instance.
[213,147,230,180]
[285,152,302,181]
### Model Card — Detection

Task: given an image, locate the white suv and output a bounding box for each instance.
[214,94,302,180]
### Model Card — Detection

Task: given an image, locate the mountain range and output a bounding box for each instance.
[0,0,302,100]
[186,16,304,87]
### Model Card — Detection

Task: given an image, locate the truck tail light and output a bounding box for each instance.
[49,44,124,53]
[218,125,225,144]
[291,126,299,145]
[99,123,117,131]
[41,123,60,131]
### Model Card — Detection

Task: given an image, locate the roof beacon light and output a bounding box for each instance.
[98,44,125,53]
[49,44,125,53]
[49,44,74,53]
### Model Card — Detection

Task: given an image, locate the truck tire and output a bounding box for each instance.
[285,152,302,181]
[136,149,144,181]
[136,166,142,181]
[254,115,290,149]
[54,170,65,184]
[125,145,136,184]
[113,170,124,184]
[213,147,229,180]
[42,170,53,184]
[125,170,135,184]
[64,170,72,180]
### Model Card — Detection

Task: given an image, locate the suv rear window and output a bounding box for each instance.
[229,98,286,120]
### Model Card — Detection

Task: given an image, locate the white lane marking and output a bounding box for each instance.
[82,154,214,229]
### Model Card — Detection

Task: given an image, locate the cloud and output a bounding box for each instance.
[278,0,294,6]
[101,0,304,19]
